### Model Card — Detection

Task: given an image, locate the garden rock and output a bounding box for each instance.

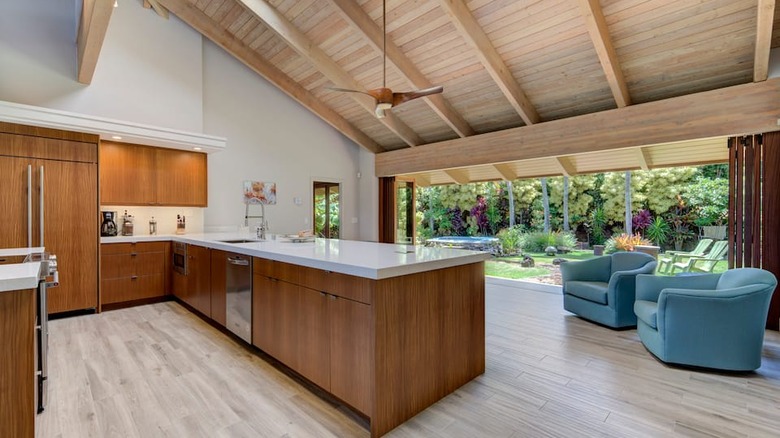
[520,255,535,268]
[552,258,566,266]
[545,246,558,256]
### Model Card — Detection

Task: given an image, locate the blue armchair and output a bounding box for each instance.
[561,252,657,328]
[634,268,777,371]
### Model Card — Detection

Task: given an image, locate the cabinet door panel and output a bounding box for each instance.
[155,148,207,206]
[100,141,156,205]
[41,158,98,313]
[135,251,165,276]
[188,245,211,317]
[297,287,330,390]
[0,157,33,249]
[252,274,277,355]
[102,274,164,304]
[210,250,227,327]
[330,297,372,414]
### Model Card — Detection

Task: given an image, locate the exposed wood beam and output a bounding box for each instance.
[146,0,170,19]
[412,173,431,187]
[636,147,651,170]
[327,0,474,138]
[577,0,631,107]
[444,169,470,185]
[438,0,540,125]
[157,0,383,153]
[237,0,422,147]
[77,0,115,84]
[493,164,516,181]
[375,78,780,176]
[754,0,776,82]
[554,157,577,176]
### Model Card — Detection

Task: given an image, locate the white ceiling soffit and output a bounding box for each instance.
[0,100,226,152]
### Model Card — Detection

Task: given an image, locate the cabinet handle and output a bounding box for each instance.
[320,292,326,297]
[131,275,138,280]
[130,253,138,257]
[329,295,337,300]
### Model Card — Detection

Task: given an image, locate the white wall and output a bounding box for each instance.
[0,0,203,132]
[769,48,780,79]
[201,40,362,238]
[0,0,378,241]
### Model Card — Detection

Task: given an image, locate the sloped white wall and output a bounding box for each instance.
[0,0,374,240]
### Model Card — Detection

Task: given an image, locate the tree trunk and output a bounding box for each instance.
[507,181,515,228]
[625,170,632,235]
[563,176,570,232]
[541,177,550,233]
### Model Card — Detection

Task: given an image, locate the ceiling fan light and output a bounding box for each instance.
[375,102,392,118]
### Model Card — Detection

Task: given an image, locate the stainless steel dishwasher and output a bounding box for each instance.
[226,253,252,343]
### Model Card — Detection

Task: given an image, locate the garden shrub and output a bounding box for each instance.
[496,226,523,256]
[520,231,577,252]
[604,233,652,253]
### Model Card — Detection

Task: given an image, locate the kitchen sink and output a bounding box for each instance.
[218,239,262,244]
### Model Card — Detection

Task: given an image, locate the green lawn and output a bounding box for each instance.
[486,249,729,282]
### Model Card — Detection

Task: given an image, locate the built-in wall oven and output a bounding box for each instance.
[173,242,187,275]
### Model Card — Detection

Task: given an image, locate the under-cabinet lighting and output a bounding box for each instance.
[193,147,202,151]
[111,135,122,140]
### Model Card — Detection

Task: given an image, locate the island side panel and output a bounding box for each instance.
[0,288,35,438]
[371,262,485,437]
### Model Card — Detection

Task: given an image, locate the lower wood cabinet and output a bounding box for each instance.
[180,244,211,317]
[0,288,35,438]
[251,261,372,414]
[210,249,227,327]
[101,242,169,305]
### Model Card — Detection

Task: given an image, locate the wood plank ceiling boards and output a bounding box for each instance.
[79,0,780,182]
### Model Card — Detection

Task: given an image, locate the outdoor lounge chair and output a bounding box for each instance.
[634,268,776,371]
[670,240,728,274]
[657,238,713,274]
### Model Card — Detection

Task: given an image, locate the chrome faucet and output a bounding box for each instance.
[245,203,268,240]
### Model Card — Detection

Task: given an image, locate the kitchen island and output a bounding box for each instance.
[101,234,490,437]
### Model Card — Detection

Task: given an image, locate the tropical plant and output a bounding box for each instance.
[588,207,608,245]
[665,194,696,250]
[470,195,489,235]
[645,216,671,247]
[684,177,729,226]
[604,233,652,253]
[496,226,523,256]
[632,209,653,233]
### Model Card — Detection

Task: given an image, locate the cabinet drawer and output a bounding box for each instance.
[253,257,275,277]
[101,242,167,255]
[102,274,165,304]
[101,253,134,280]
[135,251,166,275]
[323,271,373,305]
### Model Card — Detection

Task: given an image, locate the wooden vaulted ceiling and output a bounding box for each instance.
[81,0,780,185]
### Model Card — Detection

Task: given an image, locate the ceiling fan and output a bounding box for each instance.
[329,0,443,118]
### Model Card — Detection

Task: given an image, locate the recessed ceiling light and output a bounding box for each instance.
[111,135,122,140]
[193,147,202,151]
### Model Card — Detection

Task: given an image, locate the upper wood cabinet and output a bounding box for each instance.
[100,141,207,207]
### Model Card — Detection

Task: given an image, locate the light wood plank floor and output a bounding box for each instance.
[37,283,780,437]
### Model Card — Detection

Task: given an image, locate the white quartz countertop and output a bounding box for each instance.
[0,262,41,293]
[102,233,491,279]
[0,247,45,257]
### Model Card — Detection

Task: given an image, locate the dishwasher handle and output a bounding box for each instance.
[227,257,250,266]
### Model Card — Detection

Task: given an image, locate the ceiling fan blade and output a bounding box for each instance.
[392,85,444,106]
[326,87,374,98]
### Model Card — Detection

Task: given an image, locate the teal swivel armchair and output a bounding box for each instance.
[561,252,657,328]
[634,268,777,371]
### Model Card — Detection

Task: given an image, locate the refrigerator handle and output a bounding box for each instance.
[27,165,32,247]
[40,165,44,247]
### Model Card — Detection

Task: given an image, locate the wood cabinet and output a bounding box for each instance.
[251,259,371,413]
[181,244,211,317]
[210,249,227,327]
[0,123,99,314]
[100,141,207,207]
[0,288,35,438]
[100,242,169,306]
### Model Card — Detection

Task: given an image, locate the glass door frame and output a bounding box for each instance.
[312,180,341,239]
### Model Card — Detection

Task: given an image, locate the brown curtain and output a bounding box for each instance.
[729,132,780,330]
[378,177,395,243]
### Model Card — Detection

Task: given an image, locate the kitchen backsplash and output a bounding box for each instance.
[101,206,204,236]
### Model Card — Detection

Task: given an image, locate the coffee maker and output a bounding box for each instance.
[100,211,118,237]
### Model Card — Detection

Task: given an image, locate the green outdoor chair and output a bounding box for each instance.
[670,240,728,274]
[657,238,713,274]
